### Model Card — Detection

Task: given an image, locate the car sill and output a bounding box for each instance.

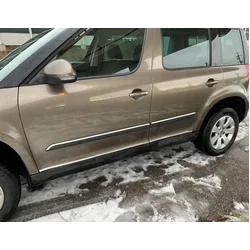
[30,131,198,186]
[40,131,195,173]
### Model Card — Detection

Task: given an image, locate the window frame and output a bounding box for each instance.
[160,28,212,71]
[217,28,245,67]
[61,28,147,81]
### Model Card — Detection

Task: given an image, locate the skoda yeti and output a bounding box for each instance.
[0,28,249,221]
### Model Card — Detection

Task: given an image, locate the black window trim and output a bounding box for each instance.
[208,28,212,67]
[240,28,249,64]
[217,28,245,67]
[239,29,246,65]
[160,28,212,71]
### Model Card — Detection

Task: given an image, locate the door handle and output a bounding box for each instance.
[206,79,219,87]
[129,91,148,98]
[129,89,149,100]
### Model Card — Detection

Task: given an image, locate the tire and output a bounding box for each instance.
[194,108,239,156]
[0,165,21,221]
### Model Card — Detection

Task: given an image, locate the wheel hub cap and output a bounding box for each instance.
[0,187,4,210]
[210,115,235,150]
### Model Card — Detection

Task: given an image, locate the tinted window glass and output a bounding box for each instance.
[161,28,210,69]
[218,29,244,65]
[61,36,94,62]
[59,28,145,78]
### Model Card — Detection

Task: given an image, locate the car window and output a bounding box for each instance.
[161,28,210,69]
[0,28,66,82]
[218,29,244,65]
[59,28,145,78]
[60,36,94,62]
[0,29,52,71]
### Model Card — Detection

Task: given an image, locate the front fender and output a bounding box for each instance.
[0,131,39,175]
[0,88,38,175]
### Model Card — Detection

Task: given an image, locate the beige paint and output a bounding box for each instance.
[0,88,38,174]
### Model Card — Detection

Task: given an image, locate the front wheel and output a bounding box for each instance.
[194,108,239,156]
[0,165,21,221]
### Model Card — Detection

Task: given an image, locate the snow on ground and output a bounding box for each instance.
[32,196,127,222]
[236,114,249,141]
[33,175,216,222]
[20,141,209,207]
[24,115,249,222]
[149,183,176,196]
[29,171,224,222]
[234,201,245,210]
[223,202,249,222]
[156,197,198,222]
[181,175,222,190]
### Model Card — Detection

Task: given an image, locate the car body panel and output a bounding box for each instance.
[195,66,249,131]
[0,88,38,174]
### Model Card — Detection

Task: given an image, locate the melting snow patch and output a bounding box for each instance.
[182,175,221,190]
[115,189,122,197]
[156,197,198,222]
[31,196,126,222]
[119,175,149,185]
[149,183,176,196]
[234,201,245,210]
[236,115,249,141]
[20,156,152,206]
[224,202,249,222]
[244,146,249,152]
[197,175,222,189]
[182,176,196,183]
[184,152,216,166]
[19,143,195,206]
[165,162,189,175]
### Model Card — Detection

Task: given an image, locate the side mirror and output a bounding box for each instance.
[43,59,77,84]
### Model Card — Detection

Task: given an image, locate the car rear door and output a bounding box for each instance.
[149,28,224,143]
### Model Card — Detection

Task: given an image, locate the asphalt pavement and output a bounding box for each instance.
[10,134,249,222]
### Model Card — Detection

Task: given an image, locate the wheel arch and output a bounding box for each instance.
[0,134,39,182]
[195,94,248,132]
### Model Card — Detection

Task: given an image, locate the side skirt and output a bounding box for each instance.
[30,132,198,186]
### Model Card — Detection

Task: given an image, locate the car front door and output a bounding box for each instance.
[149,28,224,143]
[18,28,154,172]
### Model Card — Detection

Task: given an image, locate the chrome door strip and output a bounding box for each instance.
[43,112,196,171]
[46,123,150,151]
[151,112,196,125]
[41,141,148,172]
